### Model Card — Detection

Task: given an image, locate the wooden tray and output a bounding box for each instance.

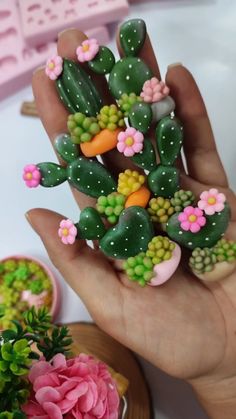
[67,322,152,419]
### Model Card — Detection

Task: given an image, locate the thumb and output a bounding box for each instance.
[25,208,122,316]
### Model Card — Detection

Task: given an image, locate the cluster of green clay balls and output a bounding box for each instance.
[124,236,175,286]
[67,112,100,144]
[96,193,126,224]
[0,259,52,329]
[189,239,236,275]
[97,105,125,131]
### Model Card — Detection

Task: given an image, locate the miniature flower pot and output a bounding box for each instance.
[193,261,236,282]
[151,96,175,123]
[0,255,60,329]
[149,243,181,286]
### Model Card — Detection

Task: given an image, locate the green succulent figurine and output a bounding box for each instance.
[189,248,217,275]
[67,112,100,144]
[124,253,154,286]
[97,105,125,131]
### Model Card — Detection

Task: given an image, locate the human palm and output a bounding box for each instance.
[28,27,236,390]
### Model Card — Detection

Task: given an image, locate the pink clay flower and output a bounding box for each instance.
[117,127,144,157]
[21,290,48,309]
[198,188,226,215]
[22,353,120,419]
[58,219,77,245]
[45,55,63,80]
[140,77,170,103]
[23,164,41,188]
[76,38,99,62]
[178,206,206,233]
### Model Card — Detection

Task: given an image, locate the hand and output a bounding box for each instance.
[27,27,236,418]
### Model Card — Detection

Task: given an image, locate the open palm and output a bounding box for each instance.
[28,27,236,392]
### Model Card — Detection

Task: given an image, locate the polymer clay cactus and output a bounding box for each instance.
[23,18,236,287]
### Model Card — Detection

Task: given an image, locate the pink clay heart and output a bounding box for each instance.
[149,243,181,286]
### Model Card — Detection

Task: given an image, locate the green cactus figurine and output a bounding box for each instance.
[97,105,125,131]
[96,193,126,224]
[123,253,154,286]
[189,248,217,275]
[171,190,195,212]
[67,112,100,144]
[118,92,142,116]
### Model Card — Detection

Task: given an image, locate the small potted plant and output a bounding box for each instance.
[0,307,128,418]
[0,256,60,330]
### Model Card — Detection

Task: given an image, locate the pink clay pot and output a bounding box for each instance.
[0,255,60,321]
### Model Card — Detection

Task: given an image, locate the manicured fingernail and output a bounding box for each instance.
[25,211,37,234]
[33,65,45,75]
[58,27,77,38]
[168,62,183,70]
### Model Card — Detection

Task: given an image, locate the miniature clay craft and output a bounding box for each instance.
[23,18,236,287]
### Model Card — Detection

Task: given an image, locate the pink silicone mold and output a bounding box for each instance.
[0,0,110,101]
[18,0,129,47]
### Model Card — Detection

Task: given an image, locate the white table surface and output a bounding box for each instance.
[0,1,235,418]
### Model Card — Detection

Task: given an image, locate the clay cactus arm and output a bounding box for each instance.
[56,59,102,116]
[130,138,156,171]
[37,163,67,187]
[128,102,153,134]
[119,19,147,57]
[148,165,180,198]
[54,134,79,163]
[67,157,117,198]
[156,116,184,166]
[75,208,107,240]
[88,46,115,75]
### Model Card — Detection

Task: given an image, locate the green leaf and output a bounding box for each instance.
[1,343,13,361]
[2,330,17,342]
[13,339,28,353]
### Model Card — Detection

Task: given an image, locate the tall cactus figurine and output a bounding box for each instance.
[23,18,236,288]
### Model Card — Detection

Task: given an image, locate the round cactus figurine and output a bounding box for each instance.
[189,248,217,275]
[96,193,126,224]
[97,105,125,131]
[148,197,175,223]
[67,112,101,144]
[118,93,142,116]
[171,190,195,212]
[117,169,146,196]
[146,236,175,265]
[124,253,154,287]
[213,239,236,262]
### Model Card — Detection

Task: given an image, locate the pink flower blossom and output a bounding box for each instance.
[58,219,77,245]
[45,55,63,80]
[178,206,206,233]
[23,164,41,188]
[76,39,99,62]
[197,188,226,215]
[117,127,144,157]
[21,290,48,309]
[22,353,120,419]
[140,77,170,103]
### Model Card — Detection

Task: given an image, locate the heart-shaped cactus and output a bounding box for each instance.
[109,57,153,99]
[156,116,183,166]
[166,203,231,249]
[129,102,152,134]
[119,18,147,57]
[76,207,106,240]
[56,59,102,116]
[67,157,117,198]
[148,165,180,198]
[88,46,115,75]
[100,206,154,258]
[54,134,79,163]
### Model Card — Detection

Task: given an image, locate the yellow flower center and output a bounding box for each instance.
[188,214,197,222]
[48,61,55,69]
[207,197,216,205]
[82,44,90,52]
[26,173,32,180]
[62,228,69,237]
[125,136,134,146]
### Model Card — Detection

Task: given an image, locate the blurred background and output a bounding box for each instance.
[0,0,235,418]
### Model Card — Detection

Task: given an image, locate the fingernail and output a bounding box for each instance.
[33,65,45,75]
[168,62,183,70]
[58,27,77,38]
[25,211,37,234]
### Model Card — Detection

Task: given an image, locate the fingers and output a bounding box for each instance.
[26,208,123,320]
[166,65,228,187]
